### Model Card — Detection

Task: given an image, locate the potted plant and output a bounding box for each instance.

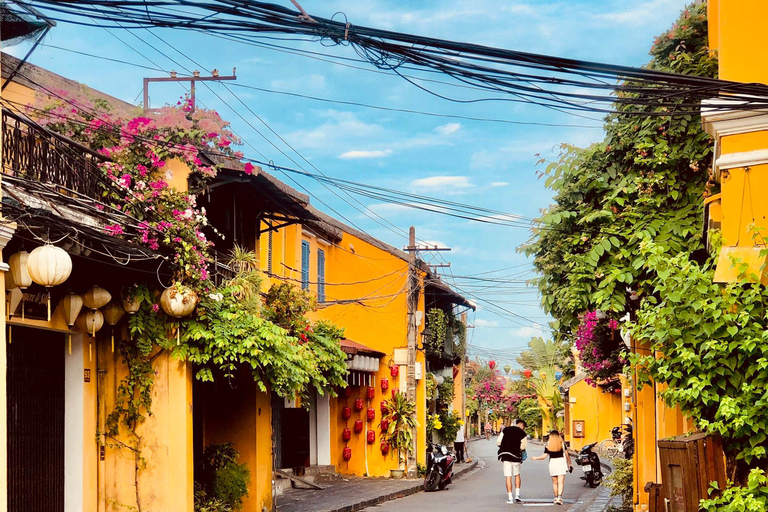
[381,391,418,478]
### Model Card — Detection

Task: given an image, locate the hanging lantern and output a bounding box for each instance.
[27,245,73,321]
[60,292,83,355]
[391,388,400,398]
[390,365,399,378]
[354,398,364,411]
[555,370,563,381]
[380,402,389,415]
[366,387,375,400]
[102,300,125,353]
[75,310,103,362]
[367,408,375,422]
[523,368,533,379]
[342,428,352,441]
[488,360,496,370]
[380,441,390,455]
[344,386,353,398]
[367,430,375,444]
[8,251,32,290]
[342,406,352,420]
[380,378,389,392]
[83,285,111,310]
[504,364,512,375]
[354,419,364,434]
[343,447,352,461]
[380,419,389,432]
[122,287,141,315]
[159,285,198,318]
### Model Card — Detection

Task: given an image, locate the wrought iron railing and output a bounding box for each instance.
[1,109,106,200]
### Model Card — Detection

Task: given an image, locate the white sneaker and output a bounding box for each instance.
[515,496,522,503]
[506,497,514,504]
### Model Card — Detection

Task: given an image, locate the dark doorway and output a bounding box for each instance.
[271,394,310,469]
[7,326,65,512]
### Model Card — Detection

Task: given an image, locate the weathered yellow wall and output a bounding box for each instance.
[710,0,768,84]
[566,380,623,452]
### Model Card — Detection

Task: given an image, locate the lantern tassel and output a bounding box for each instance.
[68,333,72,355]
[47,291,51,322]
[21,301,24,320]
[176,323,180,346]
[111,330,114,353]
[8,325,11,344]
[89,341,92,362]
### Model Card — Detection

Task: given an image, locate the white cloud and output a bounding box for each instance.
[338,149,392,160]
[491,182,509,187]
[475,318,499,327]
[410,176,473,192]
[508,326,546,339]
[435,122,461,135]
[286,110,384,150]
[594,0,680,25]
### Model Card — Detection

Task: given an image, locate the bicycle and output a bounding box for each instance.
[598,438,621,458]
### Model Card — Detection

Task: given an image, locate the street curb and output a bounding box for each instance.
[317,461,479,512]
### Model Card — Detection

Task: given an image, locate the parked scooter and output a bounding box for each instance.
[424,443,455,491]
[575,442,603,488]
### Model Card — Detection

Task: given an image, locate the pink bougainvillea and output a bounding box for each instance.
[575,311,626,384]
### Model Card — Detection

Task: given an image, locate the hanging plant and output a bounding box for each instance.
[425,308,447,355]
[575,311,626,384]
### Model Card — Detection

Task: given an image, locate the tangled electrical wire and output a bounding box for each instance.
[19,0,768,116]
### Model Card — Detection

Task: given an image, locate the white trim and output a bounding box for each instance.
[317,238,331,247]
[701,98,768,138]
[301,229,317,238]
[65,334,84,512]
[315,392,331,466]
[308,393,318,466]
[715,149,768,170]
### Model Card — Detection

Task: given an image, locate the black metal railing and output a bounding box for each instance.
[2,109,106,200]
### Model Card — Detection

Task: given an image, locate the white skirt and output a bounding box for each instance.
[549,457,568,476]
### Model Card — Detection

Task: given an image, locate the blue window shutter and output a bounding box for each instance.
[301,240,310,290]
[317,249,326,302]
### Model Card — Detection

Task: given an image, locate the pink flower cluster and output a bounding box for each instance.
[575,311,625,384]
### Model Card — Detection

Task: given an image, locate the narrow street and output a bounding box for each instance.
[364,439,601,511]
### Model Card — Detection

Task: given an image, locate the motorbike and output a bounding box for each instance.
[424,443,455,491]
[610,423,635,460]
[575,442,603,488]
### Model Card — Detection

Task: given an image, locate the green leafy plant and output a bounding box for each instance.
[436,376,455,408]
[700,469,768,511]
[425,308,447,355]
[437,410,462,444]
[426,373,438,402]
[382,392,419,469]
[605,457,633,509]
[516,398,543,437]
[195,443,250,512]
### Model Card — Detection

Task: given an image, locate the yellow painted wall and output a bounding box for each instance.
[565,380,623,452]
[709,0,768,84]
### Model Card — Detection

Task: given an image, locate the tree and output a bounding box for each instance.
[516,336,573,376]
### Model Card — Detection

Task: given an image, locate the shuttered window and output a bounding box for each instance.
[301,240,310,290]
[317,248,326,302]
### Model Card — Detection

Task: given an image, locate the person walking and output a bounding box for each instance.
[531,430,573,505]
[497,419,528,504]
[454,423,466,463]
[485,421,492,440]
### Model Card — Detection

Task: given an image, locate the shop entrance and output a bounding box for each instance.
[272,394,311,469]
[7,326,65,512]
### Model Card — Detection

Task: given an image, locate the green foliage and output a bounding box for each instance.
[382,392,418,467]
[516,337,571,374]
[195,443,250,512]
[605,457,633,509]
[425,308,447,355]
[436,376,455,408]
[630,243,768,468]
[700,469,768,512]
[451,316,467,358]
[426,373,438,402]
[437,410,462,444]
[516,398,542,435]
[520,2,715,336]
[262,282,316,336]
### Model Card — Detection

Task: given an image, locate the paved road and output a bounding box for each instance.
[363,438,601,511]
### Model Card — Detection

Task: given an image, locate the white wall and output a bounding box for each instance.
[316,393,331,466]
[64,334,84,512]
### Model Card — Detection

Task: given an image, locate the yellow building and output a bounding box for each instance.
[562,374,624,452]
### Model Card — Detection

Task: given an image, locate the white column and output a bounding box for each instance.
[308,392,318,466]
[0,222,16,512]
[316,392,331,466]
[65,334,84,512]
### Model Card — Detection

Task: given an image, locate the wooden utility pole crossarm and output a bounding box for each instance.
[143,69,237,112]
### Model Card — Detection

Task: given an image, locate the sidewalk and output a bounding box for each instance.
[276,460,478,512]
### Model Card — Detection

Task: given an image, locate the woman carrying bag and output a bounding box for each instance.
[531,430,572,505]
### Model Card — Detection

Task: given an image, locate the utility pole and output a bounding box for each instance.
[143,68,237,112]
[405,226,419,478]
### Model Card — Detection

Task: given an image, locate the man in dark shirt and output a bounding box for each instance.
[497,419,528,503]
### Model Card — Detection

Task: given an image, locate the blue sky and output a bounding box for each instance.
[9,0,692,368]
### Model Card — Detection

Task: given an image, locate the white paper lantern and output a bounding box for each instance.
[8,251,32,289]
[83,285,111,310]
[159,285,198,318]
[102,300,125,353]
[27,245,72,288]
[60,292,84,355]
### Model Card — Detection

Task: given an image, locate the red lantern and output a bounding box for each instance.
[367,430,375,444]
[380,419,389,432]
[391,388,400,398]
[354,398,364,411]
[367,387,375,400]
[343,447,352,461]
[344,386,352,398]
[342,428,352,441]
[489,360,497,370]
[367,408,375,421]
[380,402,389,414]
[380,441,390,455]
[354,419,364,433]
[523,368,532,379]
[380,378,389,392]
[390,365,399,377]
[342,406,352,420]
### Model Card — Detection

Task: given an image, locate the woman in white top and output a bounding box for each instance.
[454,424,465,462]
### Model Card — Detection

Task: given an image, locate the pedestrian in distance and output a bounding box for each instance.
[531,430,573,505]
[455,422,466,463]
[485,421,492,440]
[497,419,528,504]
